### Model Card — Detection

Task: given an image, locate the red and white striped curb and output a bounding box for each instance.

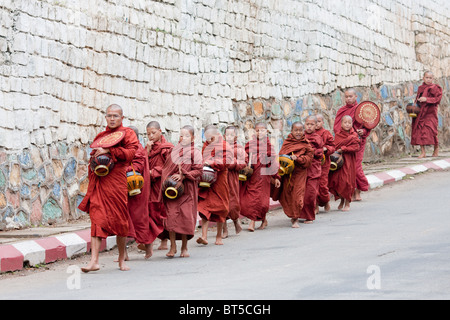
[1,158,449,274]
[366,158,450,189]
[0,229,118,273]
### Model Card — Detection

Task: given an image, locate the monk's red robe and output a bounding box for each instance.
[227,141,248,221]
[300,132,324,221]
[147,136,174,242]
[271,133,314,219]
[411,83,443,147]
[316,127,336,207]
[159,142,203,240]
[126,144,152,245]
[198,136,233,223]
[328,129,360,202]
[78,125,139,238]
[240,136,279,222]
[334,102,370,192]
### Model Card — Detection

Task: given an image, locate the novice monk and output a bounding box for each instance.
[79,104,139,272]
[146,121,174,251]
[411,71,443,159]
[239,122,281,231]
[333,89,370,201]
[272,122,314,228]
[223,126,248,238]
[160,125,203,258]
[125,126,152,259]
[301,116,324,224]
[315,114,335,213]
[197,125,233,246]
[328,115,361,212]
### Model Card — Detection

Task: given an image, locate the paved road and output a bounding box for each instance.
[1,170,450,300]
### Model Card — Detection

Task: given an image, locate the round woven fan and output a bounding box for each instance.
[355,101,381,130]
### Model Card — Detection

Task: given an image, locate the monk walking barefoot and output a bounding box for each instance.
[79,104,139,273]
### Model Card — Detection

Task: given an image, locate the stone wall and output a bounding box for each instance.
[0,0,449,229]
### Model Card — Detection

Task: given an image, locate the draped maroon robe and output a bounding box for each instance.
[328,129,360,202]
[126,144,152,245]
[227,141,248,221]
[334,102,370,192]
[271,133,314,219]
[316,128,336,207]
[147,136,174,242]
[411,83,443,146]
[300,132,324,221]
[78,125,139,238]
[159,142,203,240]
[198,136,233,223]
[240,136,280,222]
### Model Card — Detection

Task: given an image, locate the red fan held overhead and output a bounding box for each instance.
[90,130,126,149]
[355,101,381,130]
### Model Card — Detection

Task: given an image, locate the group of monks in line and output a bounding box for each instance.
[78,71,443,272]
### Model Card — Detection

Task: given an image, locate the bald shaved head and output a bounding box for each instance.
[106,104,123,116]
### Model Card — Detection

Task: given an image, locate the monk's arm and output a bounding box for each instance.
[181,150,203,181]
[110,133,139,163]
[295,146,314,168]
[425,86,443,104]
[325,133,336,155]
[127,150,146,173]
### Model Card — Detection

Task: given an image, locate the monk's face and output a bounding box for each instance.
[179,129,193,146]
[225,129,237,143]
[344,91,357,106]
[291,124,304,140]
[304,119,316,134]
[423,73,434,85]
[255,125,267,140]
[105,108,123,129]
[147,127,162,142]
[316,117,324,130]
[341,117,353,132]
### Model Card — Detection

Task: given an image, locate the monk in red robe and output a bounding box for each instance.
[328,115,361,212]
[146,121,174,251]
[79,104,139,272]
[272,122,314,228]
[197,125,233,246]
[239,122,281,231]
[333,88,370,201]
[223,126,247,237]
[160,125,203,258]
[125,126,152,259]
[315,114,335,213]
[411,71,443,158]
[301,116,324,224]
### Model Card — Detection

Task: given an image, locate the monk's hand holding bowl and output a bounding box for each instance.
[291,154,298,161]
[418,97,427,103]
[93,147,110,157]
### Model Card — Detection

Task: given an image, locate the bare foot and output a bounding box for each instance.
[222,225,229,239]
[324,202,331,212]
[291,218,300,228]
[215,237,224,245]
[196,237,208,245]
[144,244,153,260]
[119,262,130,271]
[257,219,268,230]
[418,153,426,159]
[248,220,255,232]
[166,248,177,258]
[342,205,351,212]
[180,249,190,258]
[304,220,314,224]
[158,239,168,250]
[338,199,344,210]
[234,220,242,234]
[81,263,100,273]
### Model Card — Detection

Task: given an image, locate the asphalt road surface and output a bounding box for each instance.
[1,170,450,300]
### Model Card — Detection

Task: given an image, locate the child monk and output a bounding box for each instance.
[146,121,174,251]
[197,125,233,246]
[315,114,335,213]
[272,122,314,228]
[160,125,203,258]
[125,126,153,259]
[328,115,361,212]
[223,126,247,237]
[301,116,324,224]
[240,122,281,231]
